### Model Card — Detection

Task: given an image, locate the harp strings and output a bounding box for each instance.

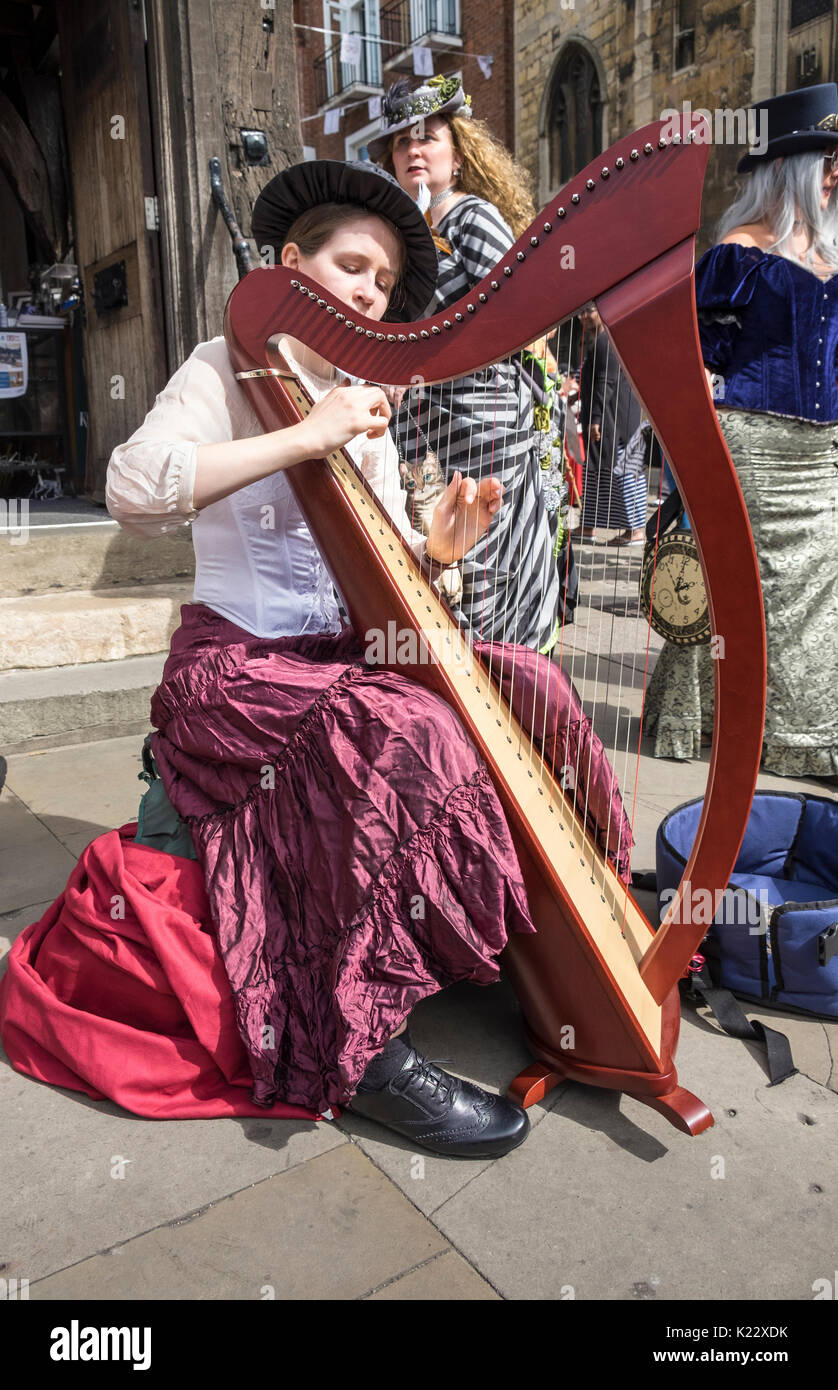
[577,322,636,887]
[579,328,615,858]
[291,314,667,926]
[569,315,604,861]
[575,319,672,898]
[518,315,665,903]
[388,318,655,922]
[548,315,578,804]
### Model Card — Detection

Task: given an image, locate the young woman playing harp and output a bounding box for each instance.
[0,160,632,1158]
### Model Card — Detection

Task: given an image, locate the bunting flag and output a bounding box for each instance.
[412,44,434,76]
[323,106,342,135]
[476,53,494,79]
[340,32,362,64]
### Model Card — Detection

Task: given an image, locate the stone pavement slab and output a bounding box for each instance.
[0,810,77,915]
[368,1247,499,1299]
[0,583,191,669]
[29,1145,464,1301]
[2,605,838,1299]
[413,1014,838,1302]
[3,734,146,847]
[0,503,193,596]
[711,1001,837,1094]
[1,655,165,752]
[0,1051,345,1285]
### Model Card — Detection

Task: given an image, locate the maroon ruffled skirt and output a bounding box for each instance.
[149,606,532,1112]
[0,602,633,1121]
[149,604,632,1114]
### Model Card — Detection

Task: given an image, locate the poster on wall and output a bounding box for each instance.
[0,332,28,398]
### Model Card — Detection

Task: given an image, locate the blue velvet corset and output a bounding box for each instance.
[695,242,838,422]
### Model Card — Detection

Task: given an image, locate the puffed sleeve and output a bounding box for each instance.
[351,428,427,562]
[442,197,515,287]
[106,338,242,538]
[694,243,763,374]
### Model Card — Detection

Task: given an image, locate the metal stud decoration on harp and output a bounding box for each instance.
[224,117,767,1137]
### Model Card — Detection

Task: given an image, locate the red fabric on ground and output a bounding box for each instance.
[150,608,536,1112]
[0,825,318,1122]
[146,605,632,1113]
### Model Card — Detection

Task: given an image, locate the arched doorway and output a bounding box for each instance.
[542,43,604,195]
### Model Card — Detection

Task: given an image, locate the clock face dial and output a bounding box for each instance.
[641,536,711,644]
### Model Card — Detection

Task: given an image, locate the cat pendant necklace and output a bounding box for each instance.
[396,398,463,606]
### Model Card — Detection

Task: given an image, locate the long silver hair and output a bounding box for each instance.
[716,150,838,271]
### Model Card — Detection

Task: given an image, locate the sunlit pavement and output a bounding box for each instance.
[2,559,836,1300]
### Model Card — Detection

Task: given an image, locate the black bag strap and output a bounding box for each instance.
[645,487,684,543]
[633,870,797,1086]
[684,962,797,1086]
[140,732,158,782]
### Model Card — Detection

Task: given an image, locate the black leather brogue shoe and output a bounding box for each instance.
[347,1047,530,1158]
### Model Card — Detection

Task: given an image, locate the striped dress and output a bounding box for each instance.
[391,195,561,651]
[579,330,647,531]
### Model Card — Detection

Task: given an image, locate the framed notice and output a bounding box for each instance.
[0,332,28,398]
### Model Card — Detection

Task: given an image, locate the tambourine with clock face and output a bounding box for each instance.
[640,529,711,645]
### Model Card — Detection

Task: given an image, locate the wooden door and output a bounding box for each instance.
[58,1,166,499]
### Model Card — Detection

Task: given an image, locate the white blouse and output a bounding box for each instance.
[106,335,426,638]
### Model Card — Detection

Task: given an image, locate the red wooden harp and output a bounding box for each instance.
[223,118,766,1137]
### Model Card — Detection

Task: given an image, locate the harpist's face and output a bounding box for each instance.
[281,215,401,322]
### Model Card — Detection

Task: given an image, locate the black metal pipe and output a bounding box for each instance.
[209,157,254,280]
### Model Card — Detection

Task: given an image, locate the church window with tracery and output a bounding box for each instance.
[545,45,603,191]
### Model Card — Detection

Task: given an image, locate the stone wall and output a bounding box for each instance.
[515,0,836,249]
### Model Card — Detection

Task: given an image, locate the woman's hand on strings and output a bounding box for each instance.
[382,384,407,409]
[425,471,504,564]
[300,382,391,457]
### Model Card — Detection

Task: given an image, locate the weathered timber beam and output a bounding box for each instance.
[0,87,57,254]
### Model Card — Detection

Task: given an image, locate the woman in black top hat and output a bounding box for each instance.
[645,83,838,778]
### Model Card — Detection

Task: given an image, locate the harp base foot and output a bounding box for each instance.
[628,1086,714,1136]
[507,1063,714,1137]
[507,1063,565,1108]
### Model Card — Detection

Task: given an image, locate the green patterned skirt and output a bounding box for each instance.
[644,408,838,778]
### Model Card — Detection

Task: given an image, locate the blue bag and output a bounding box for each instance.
[656,792,838,1019]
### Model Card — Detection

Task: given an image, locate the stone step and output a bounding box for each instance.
[0,583,193,671]
[0,506,194,597]
[0,654,166,753]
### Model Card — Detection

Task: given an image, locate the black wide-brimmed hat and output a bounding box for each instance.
[737,82,838,172]
[366,75,472,162]
[250,159,437,320]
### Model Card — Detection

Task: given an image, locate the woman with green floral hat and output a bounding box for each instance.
[371,74,578,651]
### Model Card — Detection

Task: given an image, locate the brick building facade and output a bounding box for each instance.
[294,0,515,164]
[515,0,838,248]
